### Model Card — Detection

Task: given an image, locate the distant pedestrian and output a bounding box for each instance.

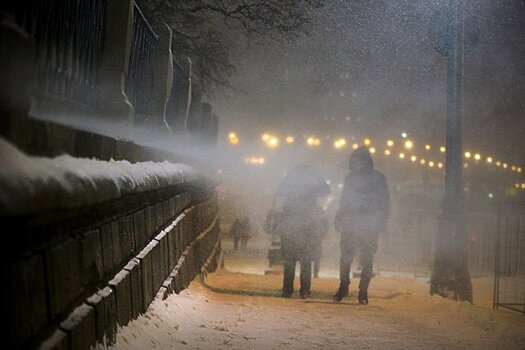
[231,216,251,250]
[333,146,390,304]
[239,216,251,250]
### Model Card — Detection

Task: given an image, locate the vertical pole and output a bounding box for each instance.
[97,0,135,123]
[444,0,464,214]
[431,0,473,302]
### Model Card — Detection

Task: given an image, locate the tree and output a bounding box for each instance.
[138,0,324,94]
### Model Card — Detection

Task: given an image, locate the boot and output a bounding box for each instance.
[358,289,368,305]
[332,283,349,302]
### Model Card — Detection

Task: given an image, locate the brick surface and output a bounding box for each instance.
[46,238,81,318]
[39,329,69,350]
[154,230,169,285]
[97,287,117,345]
[110,220,122,269]
[166,224,178,270]
[100,222,115,277]
[59,303,97,350]
[162,199,171,224]
[155,202,163,231]
[136,243,155,313]
[108,270,132,327]
[80,229,104,290]
[124,259,143,318]
[5,255,48,348]
[132,209,147,251]
[150,239,163,293]
[119,215,134,261]
[146,206,156,239]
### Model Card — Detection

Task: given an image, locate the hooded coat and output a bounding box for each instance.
[335,147,390,236]
[276,164,330,262]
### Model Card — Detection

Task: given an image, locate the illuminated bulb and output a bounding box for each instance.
[384,149,391,156]
[268,137,279,148]
[420,159,426,165]
[464,151,471,158]
[496,161,501,167]
[440,146,446,153]
[286,136,294,144]
[486,157,493,163]
[399,153,405,159]
[401,132,407,138]
[228,132,237,139]
[438,163,443,168]
[262,133,270,141]
[425,144,431,150]
[364,138,371,146]
[515,183,520,189]
[503,163,508,169]
[387,140,394,147]
[404,140,413,149]
[429,161,434,167]
[334,139,346,149]
[522,183,525,189]
[410,155,417,162]
[313,138,321,146]
[518,167,522,173]
[369,147,376,154]
[474,153,481,161]
[352,143,359,149]
[511,165,517,171]
[259,157,265,164]
[307,137,315,146]
[230,136,240,145]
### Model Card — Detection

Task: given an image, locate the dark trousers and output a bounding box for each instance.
[283,258,312,295]
[339,233,376,293]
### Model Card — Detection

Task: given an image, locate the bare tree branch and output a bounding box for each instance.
[137,0,324,95]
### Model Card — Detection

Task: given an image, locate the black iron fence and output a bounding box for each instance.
[125,2,158,123]
[377,209,498,277]
[167,57,191,132]
[494,201,525,314]
[13,0,107,108]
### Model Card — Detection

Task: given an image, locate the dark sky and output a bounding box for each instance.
[213,0,525,164]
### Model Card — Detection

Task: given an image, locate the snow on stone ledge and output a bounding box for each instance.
[0,137,202,216]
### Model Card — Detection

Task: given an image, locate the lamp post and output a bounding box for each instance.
[429,0,478,302]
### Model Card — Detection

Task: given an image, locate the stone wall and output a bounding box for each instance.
[3,182,220,349]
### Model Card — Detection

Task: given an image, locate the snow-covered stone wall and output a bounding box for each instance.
[2,138,221,349]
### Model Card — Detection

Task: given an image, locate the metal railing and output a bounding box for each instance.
[14,0,107,108]
[167,57,191,132]
[494,201,525,314]
[125,2,158,123]
[377,208,498,277]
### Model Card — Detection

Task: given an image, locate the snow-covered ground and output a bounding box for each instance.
[110,237,525,350]
[0,137,199,215]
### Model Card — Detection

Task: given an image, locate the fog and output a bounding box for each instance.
[214,0,525,164]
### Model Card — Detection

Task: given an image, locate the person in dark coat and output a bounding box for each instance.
[230,217,244,251]
[239,216,251,250]
[277,164,330,298]
[333,146,390,304]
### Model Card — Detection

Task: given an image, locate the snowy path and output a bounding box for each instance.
[110,237,525,349]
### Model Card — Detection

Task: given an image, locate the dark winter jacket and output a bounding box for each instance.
[335,147,390,235]
[279,199,327,262]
